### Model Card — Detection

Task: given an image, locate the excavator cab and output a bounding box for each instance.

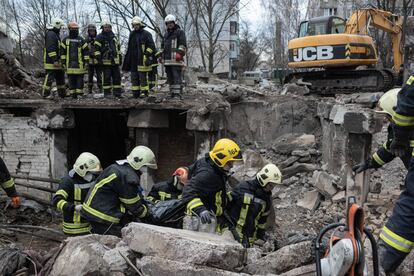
[298,16,346,37]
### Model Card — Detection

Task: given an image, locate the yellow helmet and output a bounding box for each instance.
[73,152,102,177]
[209,138,242,167]
[257,164,282,187]
[377,88,400,116]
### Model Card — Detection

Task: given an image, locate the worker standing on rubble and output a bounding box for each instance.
[0,157,20,208]
[182,138,242,232]
[159,14,187,98]
[94,21,122,98]
[122,16,156,98]
[146,167,189,202]
[353,89,412,176]
[226,164,281,247]
[61,22,89,99]
[376,75,414,273]
[42,17,66,99]
[81,146,157,236]
[86,24,102,94]
[52,152,102,235]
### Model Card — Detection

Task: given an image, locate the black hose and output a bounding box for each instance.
[315,222,345,276]
[364,227,379,276]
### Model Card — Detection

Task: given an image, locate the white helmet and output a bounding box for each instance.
[132,16,144,26]
[165,14,176,23]
[101,20,112,28]
[73,152,102,177]
[377,88,400,116]
[257,164,282,187]
[127,146,157,170]
[51,17,64,29]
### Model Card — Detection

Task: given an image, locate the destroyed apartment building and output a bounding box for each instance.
[1,46,412,275]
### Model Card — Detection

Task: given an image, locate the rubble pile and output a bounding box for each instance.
[0,50,39,97]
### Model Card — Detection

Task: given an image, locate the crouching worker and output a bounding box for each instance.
[182,138,243,233]
[81,146,157,236]
[226,164,282,247]
[147,167,189,203]
[52,152,102,235]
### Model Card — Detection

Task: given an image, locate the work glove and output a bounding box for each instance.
[145,55,153,67]
[175,52,183,62]
[75,204,83,212]
[53,61,61,68]
[390,123,413,157]
[11,196,21,208]
[199,210,212,224]
[352,158,378,174]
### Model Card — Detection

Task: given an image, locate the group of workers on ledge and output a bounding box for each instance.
[48,138,282,248]
[42,14,186,100]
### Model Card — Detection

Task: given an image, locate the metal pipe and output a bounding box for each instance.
[15,181,56,193]
[11,174,60,184]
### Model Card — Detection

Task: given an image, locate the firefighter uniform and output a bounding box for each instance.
[43,27,65,98]
[86,25,102,93]
[147,177,182,202]
[81,162,148,236]
[148,52,159,90]
[61,23,89,98]
[52,170,95,235]
[123,22,156,98]
[161,16,187,97]
[95,27,122,98]
[226,178,271,247]
[379,76,414,272]
[182,154,229,224]
[0,157,20,207]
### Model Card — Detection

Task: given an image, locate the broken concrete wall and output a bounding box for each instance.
[0,111,69,200]
[226,96,320,147]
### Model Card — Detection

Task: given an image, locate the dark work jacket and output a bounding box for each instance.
[182,154,228,218]
[52,170,94,235]
[81,162,147,225]
[44,28,62,70]
[122,28,155,72]
[61,33,89,74]
[161,24,187,66]
[86,34,99,65]
[95,31,122,65]
[0,157,17,197]
[147,176,182,202]
[226,178,271,247]
[371,124,413,169]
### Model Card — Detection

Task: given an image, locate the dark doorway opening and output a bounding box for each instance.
[156,110,195,180]
[67,109,129,169]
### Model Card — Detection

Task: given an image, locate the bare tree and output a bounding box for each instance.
[238,21,263,72]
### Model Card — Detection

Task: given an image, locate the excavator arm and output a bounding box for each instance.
[345,8,403,71]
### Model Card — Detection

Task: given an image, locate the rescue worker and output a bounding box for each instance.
[149,50,159,91]
[147,167,189,202]
[353,88,412,175]
[226,164,281,247]
[42,17,66,99]
[160,14,187,98]
[61,22,89,99]
[52,152,102,235]
[86,24,102,94]
[182,138,242,232]
[95,21,122,98]
[0,157,20,208]
[81,146,157,236]
[122,16,156,98]
[377,75,414,273]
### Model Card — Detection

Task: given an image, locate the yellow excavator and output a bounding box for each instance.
[285,7,403,93]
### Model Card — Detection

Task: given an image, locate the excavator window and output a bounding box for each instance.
[298,21,309,37]
[331,17,346,34]
[298,16,346,37]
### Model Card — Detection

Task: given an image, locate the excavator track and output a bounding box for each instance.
[284,69,395,94]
